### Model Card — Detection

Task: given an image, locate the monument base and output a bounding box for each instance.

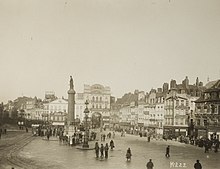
[65,124,75,136]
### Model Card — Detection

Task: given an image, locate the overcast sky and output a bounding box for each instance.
[0,0,220,103]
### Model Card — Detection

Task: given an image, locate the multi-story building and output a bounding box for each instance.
[119,104,131,131]
[50,111,67,126]
[164,89,189,138]
[136,102,150,132]
[44,98,68,115]
[163,77,203,138]
[43,98,68,126]
[194,80,220,140]
[146,88,166,135]
[83,84,111,129]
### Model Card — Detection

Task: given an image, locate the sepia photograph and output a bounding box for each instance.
[0,0,220,168]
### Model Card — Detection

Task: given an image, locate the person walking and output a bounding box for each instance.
[204,142,209,153]
[126,148,132,161]
[95,142,99,158]
[103,134,106,141]
[194,160,202,169]
[110,140,115,150]
[214,140,219,153]
[146,159,154,169]
[165,145,170,157]
[100,144,104,158]
[104,143,109,159]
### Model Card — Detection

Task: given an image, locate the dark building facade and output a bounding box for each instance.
[194,80,220,140]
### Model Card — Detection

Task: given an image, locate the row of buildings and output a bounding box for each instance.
[4,77,220,140]
[113,77,220,140]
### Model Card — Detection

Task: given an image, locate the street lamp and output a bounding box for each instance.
[82,100,90,148]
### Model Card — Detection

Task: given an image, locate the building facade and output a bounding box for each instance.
[83,84,111,129]
[194,80,220,140]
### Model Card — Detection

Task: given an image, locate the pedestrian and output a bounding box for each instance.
[103,134,106,141]
[110,140,115,150]
[26,127,28,133]
[47,131,50,140]
[165,145,170,157]
[146,159,154,169]
[214,140,219,153]
[126,148,132,161]
[204,142,209,153]
[148,136,151,142]
[113,131,115,139]
[95,142,99,158]
[100,144,104,158]
[194,160,202,169]
[104,143,109,159]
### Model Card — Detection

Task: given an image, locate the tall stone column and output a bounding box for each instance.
[67,76,75,135]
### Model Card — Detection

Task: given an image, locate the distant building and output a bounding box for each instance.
[50,111,67,126]
[44,98,68,114]
[163,77,204,138]
[44,91,57,103]
[146,88,166,135]
[83,84,111,129]
[164,90,189,138]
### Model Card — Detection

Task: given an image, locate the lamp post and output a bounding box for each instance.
[82,100,90,148]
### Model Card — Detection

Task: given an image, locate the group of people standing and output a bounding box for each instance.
[95,140,115,159]
[100,131,115,142]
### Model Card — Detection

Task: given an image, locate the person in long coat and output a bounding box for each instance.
[95,142,99,158]
[146,159,154,169]
[165,145,170,157]
[100,144,104,158]
[194,160,202,169]
[104,143,109,159]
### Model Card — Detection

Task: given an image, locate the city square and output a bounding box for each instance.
[1,130,220,169]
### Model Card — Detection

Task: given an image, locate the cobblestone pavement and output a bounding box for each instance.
[16,131,220,169]
[0,130,35,169]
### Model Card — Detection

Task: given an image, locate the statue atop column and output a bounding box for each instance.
[70,76,73,89]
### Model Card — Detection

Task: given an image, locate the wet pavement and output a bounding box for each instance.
[17,132,220,169]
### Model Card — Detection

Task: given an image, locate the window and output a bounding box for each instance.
[186,100,189,107]
[176,100,179,106]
